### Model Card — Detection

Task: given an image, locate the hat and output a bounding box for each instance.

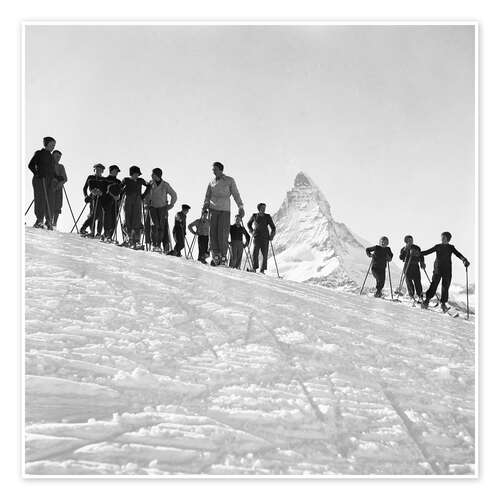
[257,202,266,210]
[129,166,142,176]
[152,168,163,178]
[93,163,105,171]
[182,204,191,211]
[109,165,120,173]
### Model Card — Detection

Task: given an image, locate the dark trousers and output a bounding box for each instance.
[124,196,142,243]
[372,266,386,293]
[425,269,452,304]
[32,177,54,225]
[173,227,185,256]
[230,240,245,269]
[102,200,118,239]
[81,197,104,235]
[252,238,270,271]
[162,216,171,252]
[405,268,423,298]
[149,206,168,247]
[198,235,209,260]
[209,210,231,257]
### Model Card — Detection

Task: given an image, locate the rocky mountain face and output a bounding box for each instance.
[270,172,369,289]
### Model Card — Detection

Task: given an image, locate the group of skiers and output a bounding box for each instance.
[365,233,470,312]
[27,137,277,273]
[27,136,471,310]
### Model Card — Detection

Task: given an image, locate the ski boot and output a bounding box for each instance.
[210,255,221,267]
[421,299,429,309]
[220,256,227,267]
[374,290,382,298]
[33,221,44,229]
[118,240,130,247]
[441,303,450,313]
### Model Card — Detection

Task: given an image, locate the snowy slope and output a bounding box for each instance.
[270,172,371,288]
[24,228,475,476]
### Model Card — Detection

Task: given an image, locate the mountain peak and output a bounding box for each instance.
[294,171,316,189]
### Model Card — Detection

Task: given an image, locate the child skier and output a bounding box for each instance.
[101,165,121,242]
[247,203,276,273]
[51,150,67,228]
[170,204,191,257]
[420,232,470,312]
[188,210,210,263]
[143,168,177,252]
[120,166,148,249]
[80,163,107,237]
[229,214,251,269]
[366,236,393,298]
[399,235,425,301]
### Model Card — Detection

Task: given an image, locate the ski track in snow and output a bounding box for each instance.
[24,228,475,476]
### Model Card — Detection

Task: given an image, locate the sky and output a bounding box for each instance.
[25,25,475,282]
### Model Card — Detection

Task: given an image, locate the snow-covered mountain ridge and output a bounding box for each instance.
[24,228,474,475]
[271,172,373,288]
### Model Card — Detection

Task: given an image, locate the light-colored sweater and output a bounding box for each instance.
[203,174,243,212]
[145,179,177,209]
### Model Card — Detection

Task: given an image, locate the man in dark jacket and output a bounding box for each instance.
[399,235,426,301]
[229,214,251,269]
[79,164,108,237]
[420,232,470,311]
[247,203,276,274]
[170,204,191,256]
[120,166,149,248]
[366,236,393,297]
[101,165,122,242]
[28,136,56,229]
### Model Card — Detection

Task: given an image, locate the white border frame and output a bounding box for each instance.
[21,20,479,480]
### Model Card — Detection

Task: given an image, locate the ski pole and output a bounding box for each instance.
[387,261,394,301]
[270,240,281,279]
[243,236,254,271]
[71,203,88,233]
[25,199,34,216]
[184,236,192,259]
[62,186,78,231]
[111,197,124,242]
[188,234,197,259]
[466,266,470,320]
[360,258,373,295]
[396,253,411,296]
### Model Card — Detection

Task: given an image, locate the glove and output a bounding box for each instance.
[366,250,372,258]
[420,262,426,269]
[84,196,92,203]
[463,259,470,268]
[269,235,274,241]
[238,207,245,218]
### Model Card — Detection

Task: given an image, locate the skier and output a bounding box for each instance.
[247,203,276,274]
[188,210,210,263]
[101,165,122,242]
[229,214,251,269]
[366,236,393,298]
[169,204,191,256]
[51,150,67,229]
[79,163,107,237]
[28,136,56,229]
[420,232,470,312]
[143,168,177,252]
[399,235,425,302]
[120,166,149,249]
[202,162,244,266]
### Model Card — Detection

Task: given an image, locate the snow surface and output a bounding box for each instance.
[24,227,475,475]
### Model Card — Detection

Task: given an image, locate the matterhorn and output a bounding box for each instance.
[271,172,369,289]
